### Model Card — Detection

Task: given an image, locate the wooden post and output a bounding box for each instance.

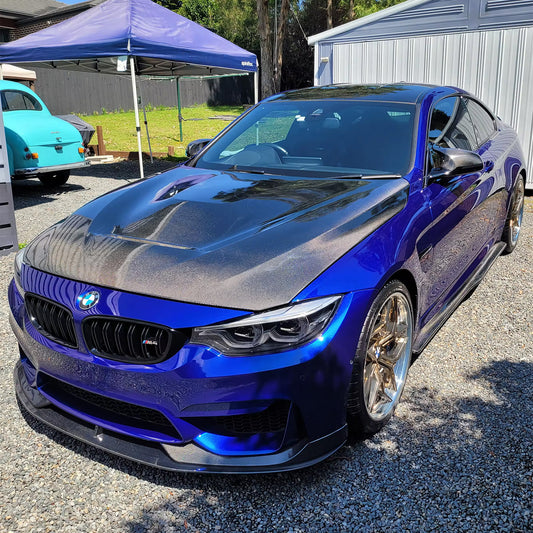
[96,125,106,155]
[168,146,175,157]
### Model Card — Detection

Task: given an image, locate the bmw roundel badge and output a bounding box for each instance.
[78,290,100,310]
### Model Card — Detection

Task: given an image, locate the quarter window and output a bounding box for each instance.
[465,99,495,147]
[429,97,477,151]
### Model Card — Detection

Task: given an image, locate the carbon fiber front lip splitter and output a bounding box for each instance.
[14,361,347,474]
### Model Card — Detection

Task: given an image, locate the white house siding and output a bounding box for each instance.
[329,26,533,187]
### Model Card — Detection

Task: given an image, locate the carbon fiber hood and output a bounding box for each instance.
[24,167,409,311]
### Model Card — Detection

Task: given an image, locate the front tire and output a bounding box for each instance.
[346,280,413,439]
[39,170,70,188]
[502,176,525,254]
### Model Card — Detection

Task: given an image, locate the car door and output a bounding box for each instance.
[417,95,501,326]
[463,97,508,241]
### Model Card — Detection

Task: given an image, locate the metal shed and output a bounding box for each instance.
[308,0,533,188]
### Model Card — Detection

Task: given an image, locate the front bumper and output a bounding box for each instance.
[9,268,372,473]
[14,360,346,473]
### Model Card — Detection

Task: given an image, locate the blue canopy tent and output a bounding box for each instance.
[0,0,258,178]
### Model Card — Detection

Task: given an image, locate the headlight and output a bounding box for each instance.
[14,248,26,296]
[190,295,342,356]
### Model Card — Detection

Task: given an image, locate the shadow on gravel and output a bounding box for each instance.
[119,361,531,532]
[10,160,178,210]
[11,181,87,210]
[17,360,532,531]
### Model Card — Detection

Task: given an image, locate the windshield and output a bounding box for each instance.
[193,99,416,177]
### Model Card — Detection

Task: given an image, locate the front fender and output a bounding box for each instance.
[294,187,429,302]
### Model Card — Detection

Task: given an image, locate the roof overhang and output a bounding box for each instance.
[308,0,432,45]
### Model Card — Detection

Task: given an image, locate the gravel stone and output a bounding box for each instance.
[0,163,531,533]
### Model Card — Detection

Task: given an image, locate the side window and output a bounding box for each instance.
[429,97,477,151]
[465,99,496,147]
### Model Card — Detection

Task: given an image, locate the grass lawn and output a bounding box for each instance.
[79,104,245,159]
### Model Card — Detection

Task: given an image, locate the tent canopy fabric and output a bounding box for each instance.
[0,0,257,77]
[0,0,258,180]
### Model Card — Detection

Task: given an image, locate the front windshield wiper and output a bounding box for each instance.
[334,174,402,180]
[226,165,265,175]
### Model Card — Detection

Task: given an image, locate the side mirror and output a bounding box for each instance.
[428,145,484,183]
[186,138,212,158]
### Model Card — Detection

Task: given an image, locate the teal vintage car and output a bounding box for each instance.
[1,80,87,187]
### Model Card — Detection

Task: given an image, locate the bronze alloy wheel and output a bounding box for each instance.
[503,176,525,254]
[347,280,413,438]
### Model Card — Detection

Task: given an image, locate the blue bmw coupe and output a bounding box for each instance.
[9,84,526,473]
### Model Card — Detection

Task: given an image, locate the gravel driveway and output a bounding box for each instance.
[1,163,531,533]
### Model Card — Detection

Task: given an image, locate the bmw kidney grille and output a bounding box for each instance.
[82,317,189,364]
[25,293,77,348]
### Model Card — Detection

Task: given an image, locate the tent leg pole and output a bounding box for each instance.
[142,104,153,163]
[138,79,153,163]
[254,69,259,104]
[130,57,144,179]
[177,77,183,143]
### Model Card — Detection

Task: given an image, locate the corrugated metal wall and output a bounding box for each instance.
[330,26,533,187]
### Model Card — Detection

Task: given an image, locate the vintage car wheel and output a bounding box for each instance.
[502,176,525,254]
[39,170,70,188]
[347,280,413,439]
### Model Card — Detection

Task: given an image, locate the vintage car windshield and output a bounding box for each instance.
[193,99,416,177]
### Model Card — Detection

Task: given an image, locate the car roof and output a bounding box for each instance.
[268,83,461,104]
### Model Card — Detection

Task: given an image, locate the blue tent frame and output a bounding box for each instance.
[0,0,258,177]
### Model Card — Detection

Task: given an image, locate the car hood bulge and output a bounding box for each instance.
[24,167,408,311]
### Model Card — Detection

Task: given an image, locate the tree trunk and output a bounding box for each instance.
[273,0,290,93]
[257,0,290,98]
[257,0,275,98]
[327,0,333,29]
[349,0,354,20]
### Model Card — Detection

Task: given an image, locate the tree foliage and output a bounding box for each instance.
[282,0,406,91]
[157,0,259,55]
[154,0,184,11]
[156,0,407,97]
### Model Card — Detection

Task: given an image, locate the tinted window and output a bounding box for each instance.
[194,100,416,176]
[1,90,42,112]
[466,99,495,146]
[429,97,477,151]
